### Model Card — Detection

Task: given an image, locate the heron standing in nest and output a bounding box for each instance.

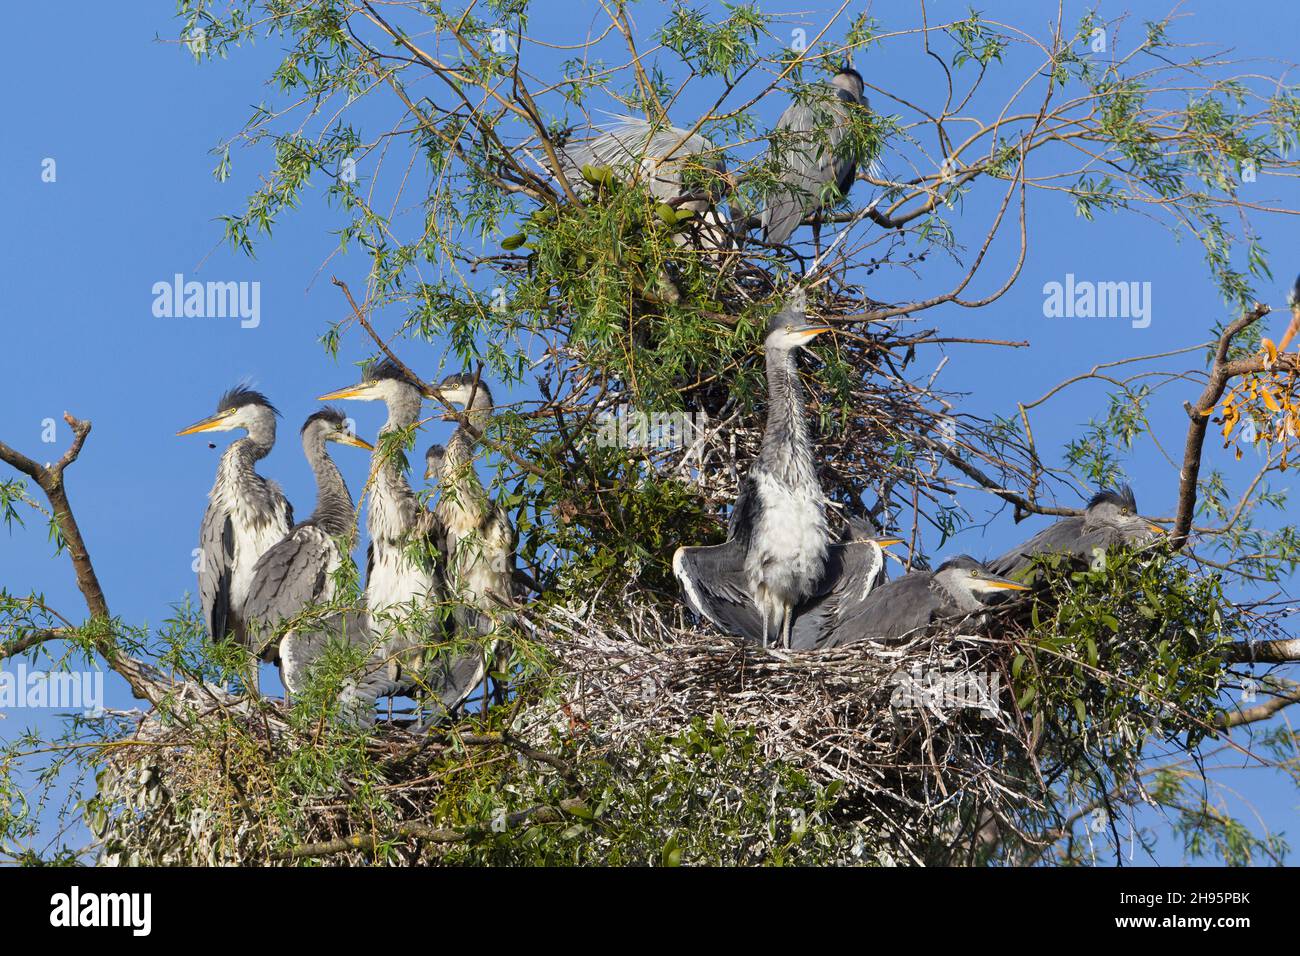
[240,407,371,694]
[318,360,446,708]
[426,372,519,704]
[178,386,293,672]
[676,300,832,649]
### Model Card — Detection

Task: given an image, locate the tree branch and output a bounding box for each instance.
[272,798,587,861]
[0,413,164,702]
[1216,678,1300,728]
[1171,304,1275,548]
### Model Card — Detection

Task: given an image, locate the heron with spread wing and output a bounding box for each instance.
[676,514,903,649]
[674,300,832,649]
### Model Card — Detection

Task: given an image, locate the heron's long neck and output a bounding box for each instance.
[442,426,489,524]
[761,347,818,489]
[369,390,422,539]
[304,434,355,537]
[220,425,275,497]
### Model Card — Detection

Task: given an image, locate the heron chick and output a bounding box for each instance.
[987,486,1165,581]
[425,372,520,709]
[729,301,832,648]
[240,408,371,694]
[825,555,1028,647]
[178,386,293,660]
[318,359,447,708]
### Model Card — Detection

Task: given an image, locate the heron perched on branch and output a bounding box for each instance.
[240,408,371,694]
[178,386,293,658]
[559,116,732,249]
[987,486,1165,581]
[423,373,519,707]
[318,360,446,704]
[674,301,832,648]
[823,555,1028,647]
[759,65,870,248]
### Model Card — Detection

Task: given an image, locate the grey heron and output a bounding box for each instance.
[726,302,833,648]
[424,372,519,705]
[674,514,902,648]
[317,360,446,704]
[987,486,1165,581]
[759,65,870,247]
[559,116,732,250]
[240,408,372,694]
[824,555,1029,647]
[178,386,293,659]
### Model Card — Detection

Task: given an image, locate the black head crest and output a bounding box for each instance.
[436,370,479,390]
[937,554,983,573]
[301,406,348,435]
[1088,485,1137,512]
[217,385,278,417]
[363,357,421,389]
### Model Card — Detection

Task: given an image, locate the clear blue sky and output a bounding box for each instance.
[2,1,1297,864]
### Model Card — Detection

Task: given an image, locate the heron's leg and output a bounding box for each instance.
[758,604,770,649]
[812,217,823,259]
[781,607,793,650]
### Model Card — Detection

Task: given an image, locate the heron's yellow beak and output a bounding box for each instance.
[336,433,374,451]
[797,325,832,339]
[317,383,368,401]
[176,410,233,436]
[985,579,1030,592]
[877,536,905,549]
[1148,523,1167,535]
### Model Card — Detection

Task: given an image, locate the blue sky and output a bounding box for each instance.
[2,0,1297,863]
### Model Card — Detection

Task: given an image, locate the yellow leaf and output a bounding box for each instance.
[1262,338,1278,365]
[1263,388,1281,412]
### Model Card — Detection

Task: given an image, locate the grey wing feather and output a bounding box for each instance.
[562,118,722,202]
[987,516,1087,578]
[825,570,939,647]
[425,649,491,717]
[788,537,884,650]
[674,541,763,643]
[241,525,337,655]
[283,609,371,699]
[761,96,850,244]
[198,506,235,643]
[727,474,760,547]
